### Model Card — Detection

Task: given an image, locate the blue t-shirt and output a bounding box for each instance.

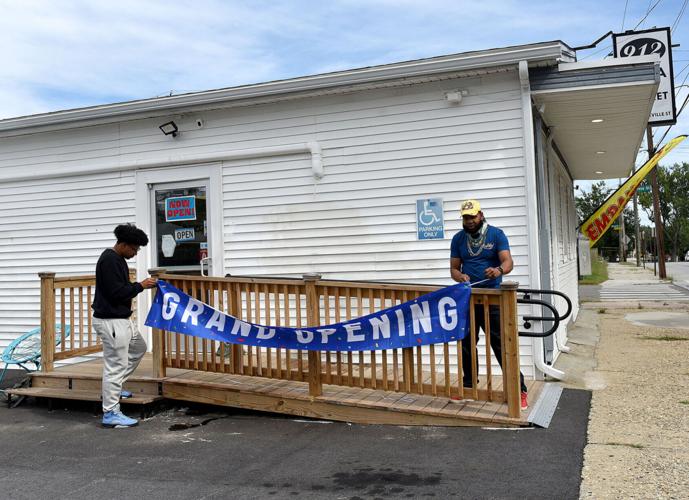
[450,225,510,288]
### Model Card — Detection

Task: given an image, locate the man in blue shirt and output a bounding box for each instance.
[450,199,527,410]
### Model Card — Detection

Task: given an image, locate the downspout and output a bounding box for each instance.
[518,60,565,380]
[309,141,324,179]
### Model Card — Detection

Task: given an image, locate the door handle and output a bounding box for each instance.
[200,257,211,276]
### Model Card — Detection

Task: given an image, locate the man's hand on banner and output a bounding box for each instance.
[140,277,158,289]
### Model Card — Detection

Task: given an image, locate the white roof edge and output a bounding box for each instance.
[530,78,659,96]
[0,41,567,132]
[558,54,660,72]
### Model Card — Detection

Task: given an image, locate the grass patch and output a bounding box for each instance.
[642,336,688,341]
[579,258,608,285]
[680,401,689,405]
[598,308,606,314]
[605,442,646,449]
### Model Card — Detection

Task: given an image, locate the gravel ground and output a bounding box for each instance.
[567,264,689,499]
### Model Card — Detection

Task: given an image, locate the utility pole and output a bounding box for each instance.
[646,126,667,279]
[619,202,626,262]
[633,193,641,266]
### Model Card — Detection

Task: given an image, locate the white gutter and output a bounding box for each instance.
[0,142,325,183]
[519,60,565,380]
[557,54,659,72]
[0,42,567,133]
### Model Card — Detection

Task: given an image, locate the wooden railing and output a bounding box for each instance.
[38,270,521,417]
[149,271,522,417]
[39,270,136,371]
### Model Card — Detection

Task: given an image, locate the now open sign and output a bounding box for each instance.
[165,196,197,222]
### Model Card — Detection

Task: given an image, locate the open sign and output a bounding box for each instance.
[165,196,197,221]
[174,228,195,242]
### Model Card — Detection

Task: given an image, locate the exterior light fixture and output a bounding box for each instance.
[595,171,603,174]
[596,151,606,155]
[445,89,467,104]
[159,121,179,137]
[591,118,604,123]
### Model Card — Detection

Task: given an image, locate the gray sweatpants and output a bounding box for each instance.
[93,317,147,413]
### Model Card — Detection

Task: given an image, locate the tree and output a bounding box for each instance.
[575,181,621,256]
[638,162,689,261]
[576,181,611,225]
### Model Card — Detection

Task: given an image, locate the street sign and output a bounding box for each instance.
[637,185,651,193]
[416,198,444,240]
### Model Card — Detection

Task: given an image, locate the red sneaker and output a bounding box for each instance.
[520,391,528,411]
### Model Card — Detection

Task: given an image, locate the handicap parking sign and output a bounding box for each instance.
[416,198,444,240]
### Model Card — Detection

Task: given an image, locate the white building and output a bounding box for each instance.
[0,41,659,380]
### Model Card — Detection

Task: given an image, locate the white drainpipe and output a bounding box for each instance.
[308,141,324,179]
[519,60,565,380]
[2,141,325,183]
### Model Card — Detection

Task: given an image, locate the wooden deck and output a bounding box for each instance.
[12,355,543,427]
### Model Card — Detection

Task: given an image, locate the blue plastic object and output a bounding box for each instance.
[0,324,68,386]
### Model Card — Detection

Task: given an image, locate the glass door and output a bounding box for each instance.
[150,181,210,274]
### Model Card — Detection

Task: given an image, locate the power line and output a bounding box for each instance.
[652,63,689,146]
[655,92,689,146]
[634,0,663,30]
[671,0,689,32]
[621,0,630,30]
[579,45,612,61]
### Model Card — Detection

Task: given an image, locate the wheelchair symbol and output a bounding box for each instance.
[419,200,440,225]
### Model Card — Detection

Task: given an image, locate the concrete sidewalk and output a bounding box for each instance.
[554,263,689,499]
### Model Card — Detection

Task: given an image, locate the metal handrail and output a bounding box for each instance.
[517,288,573,338]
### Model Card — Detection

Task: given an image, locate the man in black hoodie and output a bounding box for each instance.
[92,224,157,428]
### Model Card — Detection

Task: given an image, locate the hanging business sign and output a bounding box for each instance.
[165,195,197,222]
[416,198,445,240]
[613,27,677,126]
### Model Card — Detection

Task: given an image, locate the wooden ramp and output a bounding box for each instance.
[9,355,543,427]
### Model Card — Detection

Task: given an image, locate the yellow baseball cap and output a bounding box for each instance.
[460,199,481,216]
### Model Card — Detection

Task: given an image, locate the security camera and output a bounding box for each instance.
[195,119,204,129]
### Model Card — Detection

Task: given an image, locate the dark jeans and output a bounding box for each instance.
[462,304,527,393]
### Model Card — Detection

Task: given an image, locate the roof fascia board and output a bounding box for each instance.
[0,42,565,133]
[530,78,658,95]
[558,54,659,72]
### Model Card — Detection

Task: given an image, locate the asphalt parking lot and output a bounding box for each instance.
[0,370,589,500]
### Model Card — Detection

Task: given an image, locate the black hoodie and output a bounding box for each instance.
[91,248,143,319]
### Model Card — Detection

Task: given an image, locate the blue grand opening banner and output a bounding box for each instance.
[145,281,471,352]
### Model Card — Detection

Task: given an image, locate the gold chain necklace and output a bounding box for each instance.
[466,224,489,257]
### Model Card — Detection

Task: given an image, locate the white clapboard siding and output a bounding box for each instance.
[219,74,528,281]
[0,69,536,377]
[0,172,137,352]
[218,71,535,377]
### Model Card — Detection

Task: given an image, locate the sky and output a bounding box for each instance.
[1,0,687,183]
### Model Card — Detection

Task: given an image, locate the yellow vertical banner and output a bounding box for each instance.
[580,135,686,247]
